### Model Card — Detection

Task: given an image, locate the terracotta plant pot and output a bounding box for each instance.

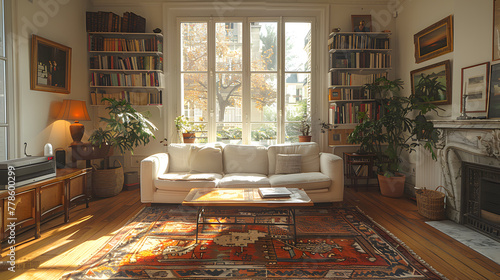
[378,173,406,198]
[298,135,312,142]
[182,132,196,143]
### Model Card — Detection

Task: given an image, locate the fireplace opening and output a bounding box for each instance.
[481,178,500,224]
[462,162,500,242]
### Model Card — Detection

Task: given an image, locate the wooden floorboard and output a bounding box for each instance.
[0,186,498,279]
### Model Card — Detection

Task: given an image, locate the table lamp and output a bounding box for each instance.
[57,99,91,145]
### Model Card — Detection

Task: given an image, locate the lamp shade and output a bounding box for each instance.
[57,99,91,121]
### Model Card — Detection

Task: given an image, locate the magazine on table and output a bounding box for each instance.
[258,187,292,198]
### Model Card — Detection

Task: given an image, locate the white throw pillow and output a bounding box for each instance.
[167,144,192,172]
[275,154,302,174]
[189,145,223,174]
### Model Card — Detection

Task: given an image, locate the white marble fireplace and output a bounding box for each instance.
[424,120,500,232]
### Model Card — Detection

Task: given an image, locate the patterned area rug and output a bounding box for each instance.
[63,205,445,279]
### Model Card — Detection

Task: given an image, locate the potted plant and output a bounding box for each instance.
[298,114,312,142]
[174,115,205,143]
[88,98,157,197]
[348,77,441,198]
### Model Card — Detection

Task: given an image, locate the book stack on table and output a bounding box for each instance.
[258,187,292,198]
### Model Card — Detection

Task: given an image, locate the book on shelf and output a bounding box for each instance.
[86,11,146,33]
[91,90,162,106]
[258,187,292,198]
[328,33,390,50]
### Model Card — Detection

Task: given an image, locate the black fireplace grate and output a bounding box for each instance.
[463,213,500,242]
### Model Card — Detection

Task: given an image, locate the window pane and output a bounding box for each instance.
[0,0,3,57]
[251,22,277,71]
[217,123,242,144]
[0,127,5,161]
[216,73,242,122]
[216,22,242,71]
[285,22,311,71]
[250,73,277,122]
[181,22,207,71]
[285,73,310,121]
[251,123,277,145]
[182,73,208,122]
[0,60,4,123]
[285,122,301,143]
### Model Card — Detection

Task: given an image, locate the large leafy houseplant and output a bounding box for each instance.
[89,98,157,168]
[348,77,441,196]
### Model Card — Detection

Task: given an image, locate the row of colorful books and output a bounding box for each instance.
[86,11,146,33]
[90,90,162,106]
[89,55,163,71]
[330,52,391,69]
[88,36,162,52]
[328,34,390,50]
[329,102,381,124]
[90,72,164,87]
[329,72,387,87]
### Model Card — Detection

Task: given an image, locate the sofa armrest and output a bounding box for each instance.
[140,153,169,203]
[319,152,344,201]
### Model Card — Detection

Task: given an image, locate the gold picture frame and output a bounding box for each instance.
[31,35,71,94]
[410,60,452,105]
[414,15,453,64]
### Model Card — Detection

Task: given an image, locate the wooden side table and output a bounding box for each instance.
[343,152,378,190]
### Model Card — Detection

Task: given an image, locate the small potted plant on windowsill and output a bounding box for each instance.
[298,114,312,142]
[174,115,205,143]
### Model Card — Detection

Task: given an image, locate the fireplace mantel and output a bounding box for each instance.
[432,119,500,130]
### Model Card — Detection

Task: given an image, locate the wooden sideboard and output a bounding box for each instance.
[0,168,91,245]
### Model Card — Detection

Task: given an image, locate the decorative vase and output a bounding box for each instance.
[182,132,196,143]
[377,173,405,198]
[298,135,312,142]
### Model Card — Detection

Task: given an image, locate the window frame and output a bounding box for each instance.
[178,16,315,144]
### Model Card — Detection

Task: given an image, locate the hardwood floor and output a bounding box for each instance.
[0,186,499,280]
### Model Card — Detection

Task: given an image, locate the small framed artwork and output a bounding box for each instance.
[31,35,71,94]
[351,15,371,32]
[488,62,500,118]
[461,62,489,115]
[329,88,341,101]
[414,15,453,63]
[410,60,452,105]
[494,0,500,61]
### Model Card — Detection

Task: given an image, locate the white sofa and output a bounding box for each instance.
[140,142,344,204]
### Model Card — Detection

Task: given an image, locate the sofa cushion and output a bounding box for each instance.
[189,145,223,174]
[269,172,330,190]
[275,154,302,174]
[167,144,192,172]
[268,142,320,174]
[219,173,271,187]
[223,144,268,174]
[155,172,222,191]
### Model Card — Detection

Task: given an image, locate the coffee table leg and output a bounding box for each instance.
[196,207,203,243]
[290,208,297,244]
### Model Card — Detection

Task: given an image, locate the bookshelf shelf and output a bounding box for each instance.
[90,69,163,73]
[327,31,390,146]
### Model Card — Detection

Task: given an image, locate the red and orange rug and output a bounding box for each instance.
[63,205,445,279]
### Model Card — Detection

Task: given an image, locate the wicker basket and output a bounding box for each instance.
[415,186,446,220]
[92,160,124,198]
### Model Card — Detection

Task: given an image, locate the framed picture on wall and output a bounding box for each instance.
[494,0,500,61]
[414,15,453,63]
[351,15,371,32]
[30,35,72,94]
[488,62,500,118]
[461,62,489,115]
[410,60,452,105]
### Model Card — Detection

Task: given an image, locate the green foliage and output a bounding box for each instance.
[89,98,158,157]
[414,73,447,102]
[347,77,441,177]
[174,115,205,133]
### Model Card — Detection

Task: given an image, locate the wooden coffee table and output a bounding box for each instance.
[182,188,313,243]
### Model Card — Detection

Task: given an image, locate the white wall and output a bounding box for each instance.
[396,0,493,119]
[11,0,90,159]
